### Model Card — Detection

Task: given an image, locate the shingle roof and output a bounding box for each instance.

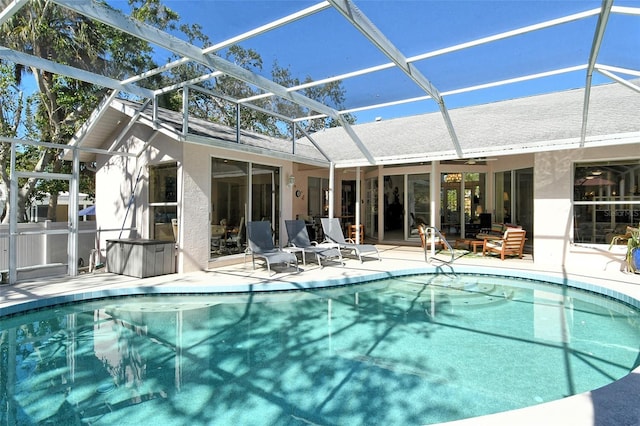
[75,80,639,166]
[305,80,640,165]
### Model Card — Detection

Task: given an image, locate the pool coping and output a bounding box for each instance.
[2,248,640,425]
[3,264,639,317]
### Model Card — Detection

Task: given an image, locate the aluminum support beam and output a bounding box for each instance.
[244,9,600,109]
[294,123,332,162]
[1,136,137,159]
[338,117,375,164]
[597,68,640,93]
[580,0,613,147]
[8,140,17,284]
[15,171,72,180]
[67,148,79,276]
[0,0,29,26]
[182,86,189,137]
[0,47,154,99]
[236,104,241,144]
[123,2,329,90]
[53,0,339,120]
[329,163,335,219]
[328,0,463,158]
[52,0,374,163]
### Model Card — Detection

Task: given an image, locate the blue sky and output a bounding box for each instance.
[153,0,639,124]
[13,0,635,125]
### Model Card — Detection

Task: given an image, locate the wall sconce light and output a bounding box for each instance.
[287,175,295,188]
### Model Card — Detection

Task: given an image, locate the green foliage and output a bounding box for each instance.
[610,224,640,273]
[0,62,25,138]
[271,60,355,139]
[0,0,355,222]
[627,227,640,273]
[0,0,166,221]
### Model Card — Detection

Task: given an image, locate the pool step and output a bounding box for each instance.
[389,278,515,308]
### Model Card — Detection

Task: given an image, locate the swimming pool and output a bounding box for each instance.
[1,272,639,425]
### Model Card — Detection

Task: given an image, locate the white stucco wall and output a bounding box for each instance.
[95,138,145,263]
[181,144,294,272]
[97,132,297,273]
[97,123,638,275]
[180,143,210,272]
[534,143,640,272]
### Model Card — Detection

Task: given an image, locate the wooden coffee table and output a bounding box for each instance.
[471,240,485,254]
[454,238,474,250]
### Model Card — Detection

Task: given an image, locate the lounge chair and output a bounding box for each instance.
[320,217,381,263]
[285,219,343,268]
[247,221,298,274]
[482,228,527,260]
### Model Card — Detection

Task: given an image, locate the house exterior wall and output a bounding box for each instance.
[180,143,209,273]
[534,143,640,272]
[95,140,144,262]
[96,120,638,275]
[96,132,181,268]
[97,133,297,273]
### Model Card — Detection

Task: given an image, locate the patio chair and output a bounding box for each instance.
[285,219,343,268]
[482,228,527,260]
[418,224,446,250]
[247,221,298,274]
[320,217,381,263]
[226,217,245,253]
[211,224,225,254]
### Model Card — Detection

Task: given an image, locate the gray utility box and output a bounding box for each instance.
[106,239,175,278]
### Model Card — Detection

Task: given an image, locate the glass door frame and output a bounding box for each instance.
[210,157,280,258]
[440,172,486,239]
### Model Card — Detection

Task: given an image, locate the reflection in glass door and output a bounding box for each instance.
[441,173,462,238]
[210,158,280,258]
[383,175,404,241]
[463,172,485,238]
[251,164,280,242]
[365,177,378,239]
[407,174,429,240]
[515,168,534,237]
[496,168,533,238]
[211,159,248,257]
[441,172,485,238]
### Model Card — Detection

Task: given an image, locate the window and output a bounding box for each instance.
[573,160,640,244]
[307,177,329,218]
[149,162,178,241]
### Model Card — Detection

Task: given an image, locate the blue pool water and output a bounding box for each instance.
[1,273,639,425]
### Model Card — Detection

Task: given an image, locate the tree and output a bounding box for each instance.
[270,60,355,139]
[0,0,166,222]
[0,62,27,220]
[0,0,354,222]
[162,44,355,139]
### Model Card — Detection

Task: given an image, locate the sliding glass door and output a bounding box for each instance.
[210,158,280,258]
[407,174,429,240]
[383,175,405,240]
[251,164,279,238]
[441,172,486,238]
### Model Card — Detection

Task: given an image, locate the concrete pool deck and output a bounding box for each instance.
[1,244,640,425]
